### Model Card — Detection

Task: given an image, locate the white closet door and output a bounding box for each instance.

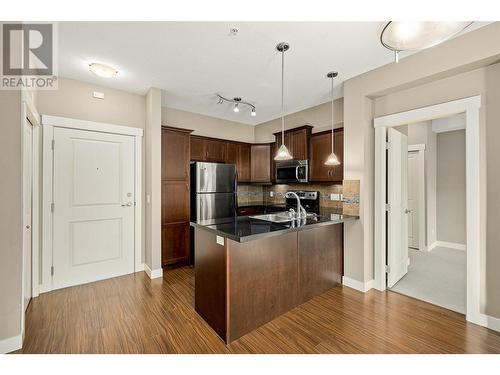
[407,151,420,249]
[23,122,33,310]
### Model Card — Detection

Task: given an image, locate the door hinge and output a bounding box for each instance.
[385,265,391,274]
[385,141,391,150]
[51,266,54,276]
[385,203,391,211]
[51,139,55,150]
[51,203,55,213]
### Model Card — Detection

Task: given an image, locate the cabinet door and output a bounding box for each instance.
[162,222,190,266]
[162,129,190,180]
[291,130,308,160]
[206,139,226,162]
[309,133,332,181]
[239,144,251,182]
[251,144,271,182]
[331,130,344,181]
[190,137,206,161]
[162,181,190,224]
[225,142,239,165]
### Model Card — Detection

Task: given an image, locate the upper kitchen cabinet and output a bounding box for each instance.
[309,128,344,182]
[190,136,206,161]
[205,139,226,162]
[225,142,251,182]
[251,144,271,183]
[273,126,312,161]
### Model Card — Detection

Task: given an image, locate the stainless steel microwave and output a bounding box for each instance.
[275,160,308,183]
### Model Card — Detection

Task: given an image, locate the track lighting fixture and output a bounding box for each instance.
[216,94,256,117]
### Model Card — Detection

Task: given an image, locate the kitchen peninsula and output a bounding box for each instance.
[191,212,357,343]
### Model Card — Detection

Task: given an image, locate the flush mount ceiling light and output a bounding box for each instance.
[274,42,293,161]
[324,71,340,166]
[380,21,472,62]
[89,62,118,78]
[216,94,256,117]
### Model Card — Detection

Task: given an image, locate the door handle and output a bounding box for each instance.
[121,202,133,207]
[404,209,413,214]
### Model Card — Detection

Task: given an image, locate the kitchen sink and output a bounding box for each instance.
[249,211,318,223]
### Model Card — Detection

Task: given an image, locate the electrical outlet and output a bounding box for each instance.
[216,236,225,246]
[269,191,274,197]
[93,91,105,99]
[330,193,341,201]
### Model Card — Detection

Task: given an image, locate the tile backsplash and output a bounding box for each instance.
[237,183,343,210]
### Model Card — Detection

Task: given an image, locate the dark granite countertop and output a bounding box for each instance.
[190,212,358,243]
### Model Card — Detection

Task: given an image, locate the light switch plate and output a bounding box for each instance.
[93,91,105,99]
[216,236,225,246]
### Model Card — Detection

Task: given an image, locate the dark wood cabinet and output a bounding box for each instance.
[190,136,206,161]
[225,142,251,182]
[309,128,344,182]
[273,126,312,161]
[205,139,226,162]
[162,126,192,267]
[251,144,271,182]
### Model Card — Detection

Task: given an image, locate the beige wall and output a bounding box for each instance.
[145,88,162,271]
[162,107,255,143]
[0,91,23,343]
[436,130,466,244]
[37,77,146,128]
[343,22,500,319]
[254,99,344,143]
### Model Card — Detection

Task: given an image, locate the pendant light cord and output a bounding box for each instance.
[331,76,334,153]
[281,47,285,146]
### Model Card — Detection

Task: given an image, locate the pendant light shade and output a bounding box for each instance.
[274,42,293,161]
[325,71,340,166]
[380,22,472,54]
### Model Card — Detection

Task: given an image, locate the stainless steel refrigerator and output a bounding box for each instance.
[190,162,237,263]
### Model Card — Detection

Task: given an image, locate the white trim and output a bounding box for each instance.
[136,263,145,272]
[374,96,481,128]
[408,146,426,252]
[342,276,374,292]
[41,115,143,137]
[432,113,466,133]
[0,334,22,354]
[428,241,467,251]
[408,143,426,152]
[144,264,163,279]
[40,116,143,294]
[373,95,482,328]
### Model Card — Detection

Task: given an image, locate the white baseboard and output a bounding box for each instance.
[467,313,500,333]
[135,263,145,273]
[144,264,163,279]
[429,241,466,251]
[0,334,22,354]
[342,276,374,292]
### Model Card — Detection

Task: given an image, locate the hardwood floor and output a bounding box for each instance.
[16,267,500,354]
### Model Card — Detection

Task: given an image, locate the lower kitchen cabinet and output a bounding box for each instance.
[162,222,190,266]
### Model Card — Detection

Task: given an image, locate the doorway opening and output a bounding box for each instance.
[374,95,484,327]
[388,119,466,313]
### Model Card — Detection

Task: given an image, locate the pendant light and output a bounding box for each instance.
[324,71,340,166]
[380,22,472,63]
[274,42,293,161]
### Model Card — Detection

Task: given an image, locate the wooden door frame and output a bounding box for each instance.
[407,144,426,252]
[20,90,40,343]
[373,96,485,327]
[40,115,144,294]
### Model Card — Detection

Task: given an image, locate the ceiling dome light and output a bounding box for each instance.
[381,22,472,54]
[251,108,256,117]
[89,63,118,78]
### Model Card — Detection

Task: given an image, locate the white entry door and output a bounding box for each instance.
[407,151,419,249]
[52,127,135,290]
[387,128,409,288]
[23,121,33,311]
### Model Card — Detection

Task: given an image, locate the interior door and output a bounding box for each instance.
[52,127,135,290]
[23,121,33,311]
[407,151,419,249]
[387,128,409,288]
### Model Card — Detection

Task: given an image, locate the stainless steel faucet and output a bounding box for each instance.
[285,192,307,219]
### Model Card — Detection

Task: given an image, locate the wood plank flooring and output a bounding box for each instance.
[16,267,500,354]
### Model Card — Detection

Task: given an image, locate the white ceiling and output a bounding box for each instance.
[58,22,489,125]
